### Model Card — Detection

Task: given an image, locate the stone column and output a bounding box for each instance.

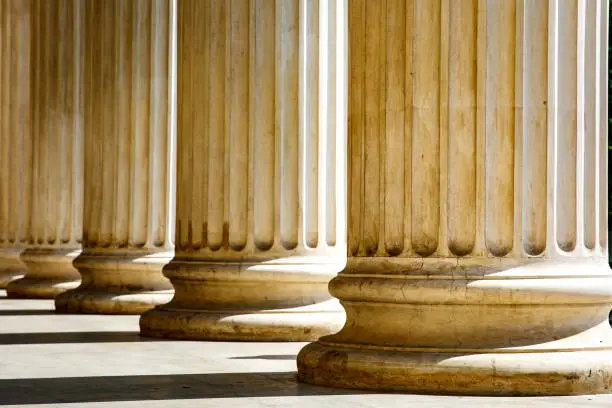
[0,0,31,288]
[140,0,347,341]
[55,0,175,314]
[7,0,83,299]
[298,0,612,395]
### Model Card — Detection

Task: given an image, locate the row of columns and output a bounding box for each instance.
[0,0,610,396]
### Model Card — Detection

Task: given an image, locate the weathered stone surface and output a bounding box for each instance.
[298,0,612,395]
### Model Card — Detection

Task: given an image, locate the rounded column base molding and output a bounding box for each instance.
[139,257,346,341]
[6,248,81,299]
[298,321,612,396]
[54,251,174,314]
[297,258,612,395]
[0,249,26,289]
[140,300,344,342]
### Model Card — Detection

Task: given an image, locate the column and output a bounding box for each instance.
[0,0,31,288]
[140,0,347,341]
[6,0,82,299]
[298,0,612,395]
[55,0,175,314]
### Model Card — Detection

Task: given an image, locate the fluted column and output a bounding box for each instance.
[0,0,31,288]
[140,0,347,341]
[7,0,83,299]
[55,0,175,314]
[299,0,612,395]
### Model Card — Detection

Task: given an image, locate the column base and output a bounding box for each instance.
[54,251,174,314]
[0,249,26,288]
[298,321,612,396]
[6,248,81,299]
[139,256,346,341]
[140,300,344,342]
[297,257,612,395]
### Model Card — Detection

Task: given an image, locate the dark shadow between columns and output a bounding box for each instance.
[0,372,366,405]
[0,331,165,345]
[230,355,297,361]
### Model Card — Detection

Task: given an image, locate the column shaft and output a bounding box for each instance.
[298,0,612,395]
[55,0,175,314]
[0,0,32,288]
[7,0,83,299]
[140,0,348,341]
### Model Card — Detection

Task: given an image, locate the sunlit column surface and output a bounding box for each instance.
[298,0,612,395]
[140,0,348,341]
[7,0,83,299]
[55,0,175,314]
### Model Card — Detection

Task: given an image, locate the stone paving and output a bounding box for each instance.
[1,289,612,407]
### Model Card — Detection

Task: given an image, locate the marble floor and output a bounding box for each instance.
[1,289,611,407]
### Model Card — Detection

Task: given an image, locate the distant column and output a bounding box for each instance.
[140,0,348,340]
[0,0,32,288]
[55,0,175,314]
[7,0,82,299]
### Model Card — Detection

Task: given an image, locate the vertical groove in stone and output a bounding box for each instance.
[555,0,578,253]
[347,0,365,257]
[362,0,383,256]
[303,0,319,249]
[411,0,441,257]
[206,0,226,251]
[324,0,338,247]
[484,0,515,257]
[583,0,597,250]
[447,0,477,256]
[522,0,548,256]
[129,0,150,248]
[150,0,171,248]
[228,0,249,251]
[46,3,59,244]
[598,0,608,251]
[277,0,300,250]
[30,0,42,245]
[180,0,205,250]
[30,0,83,249]
[252,0,276,251]
[0,0,8,245]
[384,0,406,256]
[83,0,172,251]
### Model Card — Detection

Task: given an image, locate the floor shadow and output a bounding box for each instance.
[0,372,365,404]
[0,310,57,316]
[0,331,165,345]
[230,355,297,361]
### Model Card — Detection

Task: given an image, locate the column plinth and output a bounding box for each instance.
[140,0,348,341]
[54,0,175,314]
[298,0,612,395]
[8,249,80,298]
[56,250,173,314]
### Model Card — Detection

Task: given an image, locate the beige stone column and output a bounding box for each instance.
[55,0,175,314]
[7,0,83,299]
[298,0,612,395]
[0,0,31,288]
[140,0,347,341]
